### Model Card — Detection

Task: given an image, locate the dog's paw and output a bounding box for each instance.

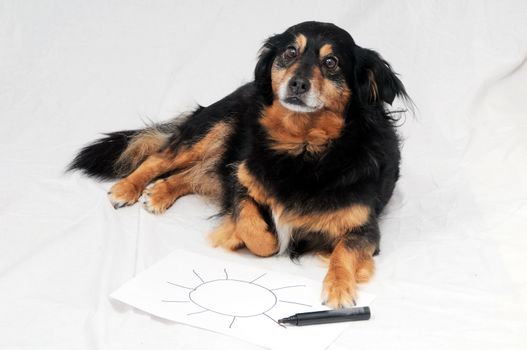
[107,179,141,209]
[140,179,175,215]
[243,231,279,257]
[211,232,245,251]
[209,218,245,251]
[321,273,357,309]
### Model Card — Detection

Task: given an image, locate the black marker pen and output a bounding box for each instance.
[278,306,370,326]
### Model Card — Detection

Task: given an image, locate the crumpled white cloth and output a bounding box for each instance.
[0,1,526,349]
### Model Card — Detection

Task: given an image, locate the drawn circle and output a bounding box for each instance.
[189,279,277,317]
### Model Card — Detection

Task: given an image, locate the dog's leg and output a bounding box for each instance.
[210,198,279,257]
[140,171,192,214]
[234,198,279,257]
[209,215,245,251]
[322,220,379,308]
[108,122,231,209]
[107,150,179,208]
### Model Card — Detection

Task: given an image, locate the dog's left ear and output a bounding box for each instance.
[254,34,280,105]
[354,47,407,105]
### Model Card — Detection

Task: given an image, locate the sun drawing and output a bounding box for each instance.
[162,268,311,328]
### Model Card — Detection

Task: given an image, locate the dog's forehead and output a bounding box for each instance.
[285,22,355,54]
[291,33,347,61]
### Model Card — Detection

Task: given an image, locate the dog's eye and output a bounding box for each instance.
[323,56,338,70]
[284,46,298,59]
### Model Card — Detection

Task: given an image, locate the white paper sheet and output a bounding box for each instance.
[111,249,375,350]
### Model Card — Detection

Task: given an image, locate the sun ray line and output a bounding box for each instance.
[161,300,190,303]
[224,268,228,280]
[279,299,312,307]
[263,313,286,328]
[167,281,193,290]
[193,269,205,283]
[187,309,209,316]
[250,273,266,283]
[271,284,306,291]
[229,316,236,328]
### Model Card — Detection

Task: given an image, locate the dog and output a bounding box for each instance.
[69,21,409,308]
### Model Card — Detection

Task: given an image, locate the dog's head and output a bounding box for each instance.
[255,21,407,114]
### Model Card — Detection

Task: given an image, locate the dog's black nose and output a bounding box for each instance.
[288,77,310,95]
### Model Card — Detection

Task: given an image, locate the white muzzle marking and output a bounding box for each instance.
[278,78,324,113]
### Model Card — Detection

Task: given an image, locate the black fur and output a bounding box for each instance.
[67,130,138,180]
[70,21,409,260]
[354,47,407,105]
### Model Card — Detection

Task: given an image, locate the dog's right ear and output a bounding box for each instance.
[254,34,280,105]
[353,47,408,106]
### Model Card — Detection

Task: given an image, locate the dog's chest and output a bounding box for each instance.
[271,208,294,255]
[268,200,371,254]
[259,107,345,157]
[237,162,371,252]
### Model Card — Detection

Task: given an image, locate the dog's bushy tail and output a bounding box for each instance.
[68,118,183,180]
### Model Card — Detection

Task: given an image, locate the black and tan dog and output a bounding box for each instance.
[69,21,409,308]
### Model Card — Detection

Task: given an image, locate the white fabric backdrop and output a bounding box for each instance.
[1,1,526,349]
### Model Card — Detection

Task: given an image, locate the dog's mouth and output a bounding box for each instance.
[277,78,324,113]
[284,96,308,106]
[280,96,321,113]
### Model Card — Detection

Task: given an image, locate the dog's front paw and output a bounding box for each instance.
[321,272,357,309]
[209,218,245,251]
[108,179,141,209]
[243,231,279,257]
[140,179,175,214]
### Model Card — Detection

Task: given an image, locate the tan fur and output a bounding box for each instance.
[319,43,333,58]
[235,199,279,257]
[141,173,192,214]
[315,252,332,266]
[280,205,370,238]
[143,161,222,215]
[168,121,231,167]
[115,129,169,176]
[259,103,345,156]
[271,62,299,98]
[181,145,224,200]
[209,198,278,257]
[237,163,270,205]
[108,149,178,206]
[108,122,231,207]
[107,178,142,206]
[311,66,351,114]
[237,162,370,237]
[296,34,307,54]
[209,216,245,251]
[322,240,375,308]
